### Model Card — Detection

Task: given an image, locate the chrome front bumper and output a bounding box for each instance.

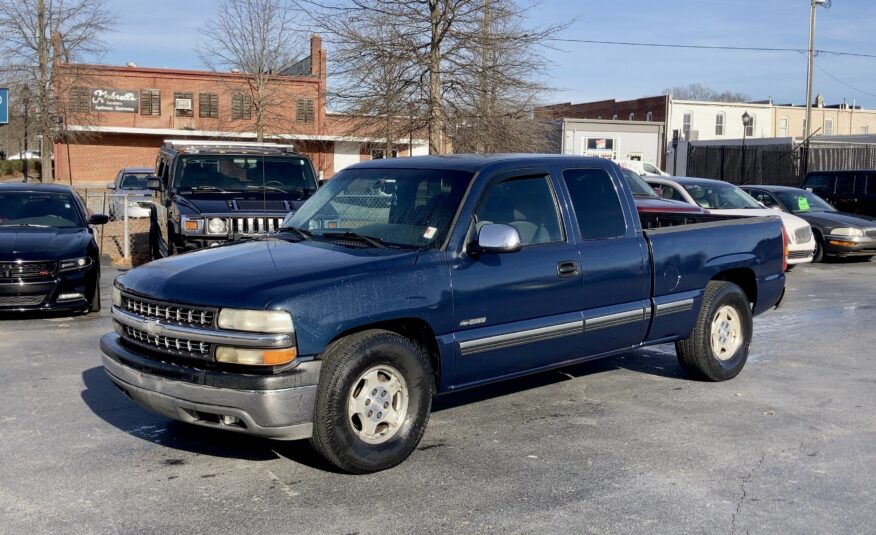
[101,333,319,440]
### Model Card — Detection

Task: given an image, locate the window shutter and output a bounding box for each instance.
[69,87,90,114]
[296,98,315,123]
[141,89,160,116]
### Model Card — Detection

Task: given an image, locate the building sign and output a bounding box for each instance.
[90,89,139,113]
[0,88,8,125]
[584,137,617,159]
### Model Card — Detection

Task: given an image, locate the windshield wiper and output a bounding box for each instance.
[323,231,387,248]
[276,226,313,241]
[188,185,228,192]
[246,185,286,194]
[0,223,50,228]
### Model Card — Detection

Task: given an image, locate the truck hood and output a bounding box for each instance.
[0,227,91,261]
[176,193,308,215]
[116,239,420,309]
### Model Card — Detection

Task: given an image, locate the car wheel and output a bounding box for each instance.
[89,274,101,313]
[812,234,825,263]
[310,329,434,474]
[675,281,752,382]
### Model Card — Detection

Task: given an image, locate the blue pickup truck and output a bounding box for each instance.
[101,155,786,473]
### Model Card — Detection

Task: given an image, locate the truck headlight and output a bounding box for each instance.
[217,309,294,333]
[182,216,203,234]
[831,227,863,237]
[215,346,297,366]
[207,217,227,235]
[58,257,92,271]
[112,286,122,307]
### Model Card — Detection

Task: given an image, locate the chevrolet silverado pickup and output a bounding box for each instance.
[102,155,786,473]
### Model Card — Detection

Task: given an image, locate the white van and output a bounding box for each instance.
[614,159,668,177]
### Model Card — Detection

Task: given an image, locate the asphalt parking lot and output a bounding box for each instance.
[1,258,874,535]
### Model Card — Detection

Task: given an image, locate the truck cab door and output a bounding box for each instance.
[450,171,584,387]
[559,166,650,355]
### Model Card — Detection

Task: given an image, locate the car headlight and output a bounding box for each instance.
[217,308,294,333]
[182,216,204,234]
[207,217,228,235]
[831,227,863,237]
[112,286,122,307]
[58,257,92,271]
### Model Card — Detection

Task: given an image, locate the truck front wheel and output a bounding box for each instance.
[310,329,434,474]
[675,281,753,382]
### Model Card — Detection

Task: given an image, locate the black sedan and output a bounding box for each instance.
[0,184,108,313]
[742,185,876,262]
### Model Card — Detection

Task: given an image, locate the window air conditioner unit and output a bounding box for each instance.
[175,98,193,110]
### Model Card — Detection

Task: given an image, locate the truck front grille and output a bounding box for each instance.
[0,294,46,307]
[122,294,215,327]
[232,217,283,235]
[794,226,812,243]
[123,325,212,359]
[0,261,57,281]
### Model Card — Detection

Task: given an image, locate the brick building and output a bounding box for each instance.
[536,96,670,124]
[54,35,427,184]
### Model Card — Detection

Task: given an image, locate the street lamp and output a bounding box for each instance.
[20,85,32,183]
[805,0,831,141]
[741,111,751,182]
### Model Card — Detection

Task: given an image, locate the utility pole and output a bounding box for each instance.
[805,0,830,141]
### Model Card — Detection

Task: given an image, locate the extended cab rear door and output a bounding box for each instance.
[556,162,651,355]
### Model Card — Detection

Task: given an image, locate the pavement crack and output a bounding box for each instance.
[731,452,766,535]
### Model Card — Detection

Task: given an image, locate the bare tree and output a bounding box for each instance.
[664,83,751,103]
[198,0,309,142]
[0,0,114,181]
[305,0,566,155]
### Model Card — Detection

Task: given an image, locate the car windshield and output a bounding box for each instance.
[0,192,84,228]
[119,173,150,190]
[283,168,474,248]
[622,169,658,197]
[774,190,835,214]
[174,155,317,196]
[683,183,761,209]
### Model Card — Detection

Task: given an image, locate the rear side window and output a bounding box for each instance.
[835,174,856,195]
[562,169,627,240]
[804,174,831,193]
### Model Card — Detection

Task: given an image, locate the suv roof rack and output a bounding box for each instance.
[161,139,298,155]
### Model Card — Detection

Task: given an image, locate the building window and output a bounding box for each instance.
[860,126,870,135]
[231,93,252,120]
[778,116,789,137]
[68,87,90,113]
[296,98,315,123]
[173,92,193,118]
[140,89,160,116]
[198,93,219,118]
[370,148,398,160]
[745,115,755,137]
[682,112,693,139]
[628,112,635,121]
[715,113,725,136]
[824,118,834,136]
[646,111,653,122]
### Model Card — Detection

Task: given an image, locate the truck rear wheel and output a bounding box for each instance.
[310,329,433,474]
[676,281,752,382]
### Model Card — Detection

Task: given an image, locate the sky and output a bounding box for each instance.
[97,0,876,108]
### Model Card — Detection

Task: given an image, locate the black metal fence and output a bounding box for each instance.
[685,142,876,186]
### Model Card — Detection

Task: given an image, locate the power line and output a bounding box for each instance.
[543,37,876,60]
[811,60,876,99]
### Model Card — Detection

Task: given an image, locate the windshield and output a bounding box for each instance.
[622,169,658,197]
[775,190,835,214]
[284,168,474,248]
[682,183,761,209]
[119,173,150,190]
[173,155,317,196]
[0,192,84,228]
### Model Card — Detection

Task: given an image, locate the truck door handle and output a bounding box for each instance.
[557,261,579,278]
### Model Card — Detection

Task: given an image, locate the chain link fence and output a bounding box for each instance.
[77,190,151,268]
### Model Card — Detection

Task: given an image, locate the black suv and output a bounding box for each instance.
[801,169,876,217]
[147,141,319,258]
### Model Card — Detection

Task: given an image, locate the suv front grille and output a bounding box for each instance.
[794,226,812,243]
[232,217,283,235]
[122,294,215,327]
[123,325,212,359]
[0,261,57,281]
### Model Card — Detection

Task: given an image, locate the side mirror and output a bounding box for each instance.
[106,183,116,190]
[471,223,522,255]
[652,186,663,197]
[146,176,163,192]
[88,214,109,225]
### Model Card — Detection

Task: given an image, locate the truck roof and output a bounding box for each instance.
[161,139,300,156]
[350,154,614,173]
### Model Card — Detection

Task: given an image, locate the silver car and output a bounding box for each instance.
[107,167,154,220]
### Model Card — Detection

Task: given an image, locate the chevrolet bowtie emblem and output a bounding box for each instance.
[144,320,162,336]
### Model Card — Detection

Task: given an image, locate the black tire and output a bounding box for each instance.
[310,329,434,474]
[812,234,825,263]
[675,281,752,382]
